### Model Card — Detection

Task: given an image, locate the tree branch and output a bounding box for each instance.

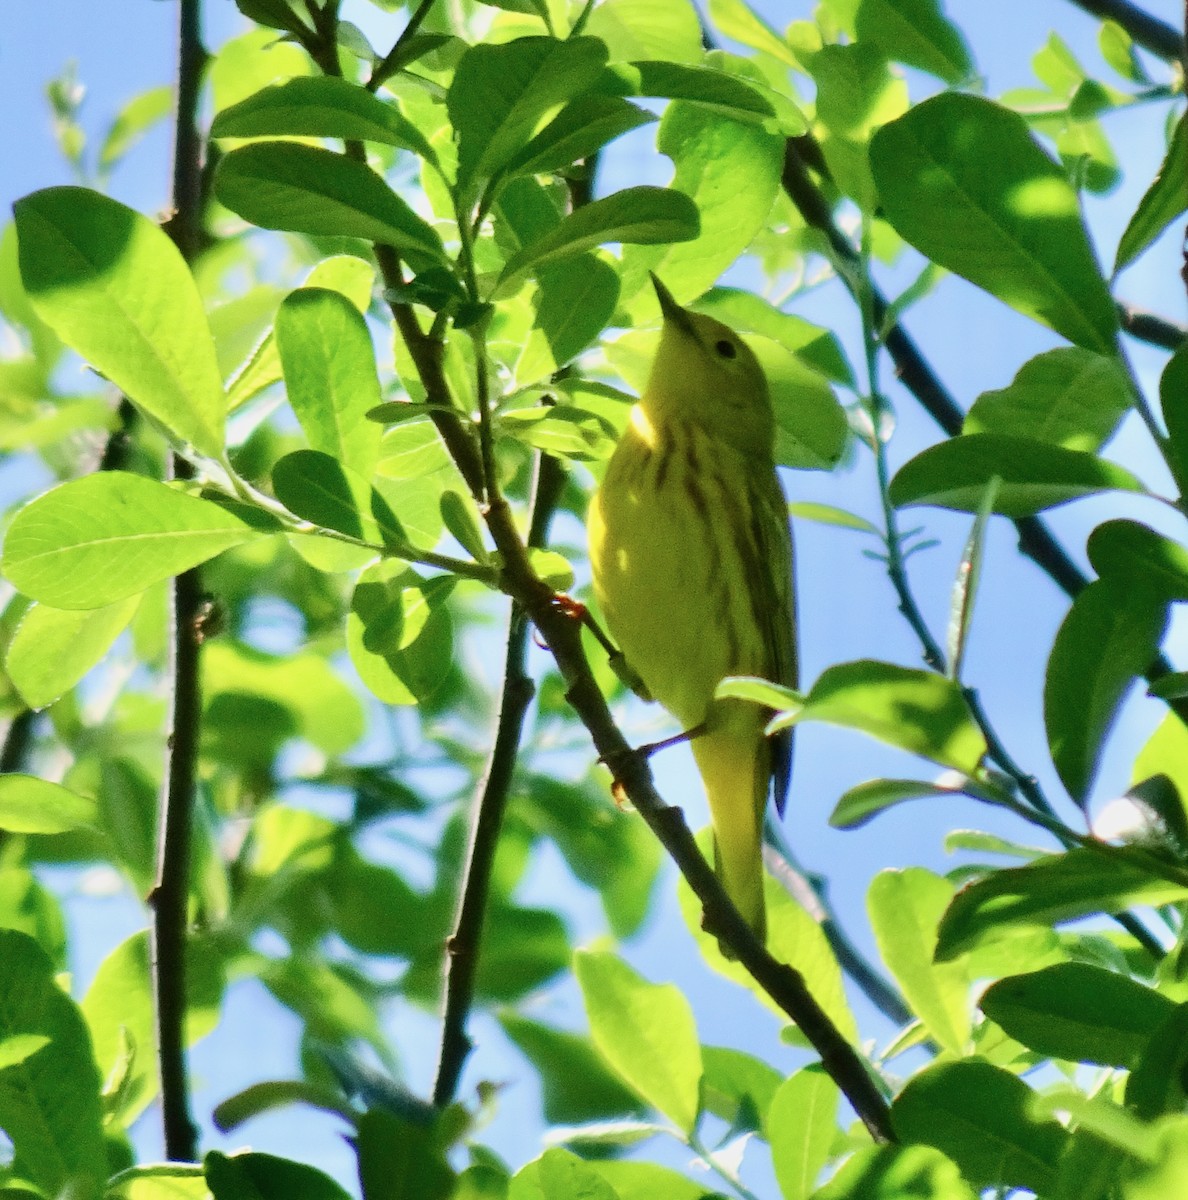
[432,452,567,1108]
[1119,304,1186,351]
[1062,0,1184,60]
[372,235,892,1142]
[149,0,207,1163]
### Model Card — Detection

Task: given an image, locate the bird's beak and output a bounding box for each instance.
[650,273,697,338]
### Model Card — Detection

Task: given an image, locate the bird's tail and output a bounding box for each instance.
[691,704,770,951]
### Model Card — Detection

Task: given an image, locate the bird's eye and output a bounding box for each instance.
[715,339,737,359]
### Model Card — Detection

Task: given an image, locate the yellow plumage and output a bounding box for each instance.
[588,276,797,943]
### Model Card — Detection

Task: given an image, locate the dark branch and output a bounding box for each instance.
[1119,304,1187,351]
[149,0,208,1163]
[432,453,567,1108]
[1063,0,1184,60]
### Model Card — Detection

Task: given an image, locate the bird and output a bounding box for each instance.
[588,274,797,946]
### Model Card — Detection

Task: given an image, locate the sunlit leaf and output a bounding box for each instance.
[871,94,1119,353]
[574,950,702,1134]
[3,473,263,610]
[14,187,225,455]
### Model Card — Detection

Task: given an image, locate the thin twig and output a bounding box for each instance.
[432,451,567,1108]
[367,0,439,93]
[149,0,207,1163]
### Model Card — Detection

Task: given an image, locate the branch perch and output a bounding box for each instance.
[149,0,207,1162]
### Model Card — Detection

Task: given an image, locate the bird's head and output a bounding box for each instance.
[644,274,775,456]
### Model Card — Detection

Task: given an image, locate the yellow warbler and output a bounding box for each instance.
[588,275,796,944]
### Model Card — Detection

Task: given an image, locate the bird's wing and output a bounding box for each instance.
[750,468,797,817]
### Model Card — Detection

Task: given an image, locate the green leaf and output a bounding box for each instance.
[811,45,908,208]
[1089,520,1188,600]
[870,94,1119,353]
[214,1083,355,1136]
[475,905,570,1002]
[273,450,403,547]
[510,1149,619,1200]
[854,0,974,83]
[84,931,222,1128]
[276,288,383,478]
[516,773,661,940]
[107,1164,212,1200]
[707,0,801,67]
[764,1066,838,1200]
[211,76,436,162]
[14,187,225,456]
[215,143,446,267]
[579,1161,719,1200]
[980,963,1174,1069]
[599,60,777,124]
[449,37,609,198]
[348,561,455,706]
[505,95,657,178]
[0,930,106,1194]
[717,675,802,710]
[98,86,173,174]
[830,778,970,829]
[356,1110,454,1200]
[0,776,97,834]
[438,490,488,563]
[496,187,699,295]
[453,1164,509,1200]
[1115,113,1188,273]
[787,502,879,534]
[584,0,704,64]
[765,341,849,471]
[499,1014,646,1126]
[963,348,1132,452]
[83,934,158,1128]
[0,872,65,970]
[1045,577,1168,801]
[1118,1115,1188,1199]
[3,473,262,610]
[935,849,1188,960]
[1127,1006,1188,1121]
[619,102,783,314]
[946,476,998,682]
[574,950,702,1135]
[700,1045,781,1131]
[514,254,621,384]
[869,869,971,1055]
[205,640,365,757]
[812,1145,976,1200]
[796,660,985,773]
[889,433,1145,516]
[227,254,376,412]
[6,596,139,708]
[891,1060,1069,1194]
[206,1150,354,1200]
[1161,346,1188,494]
